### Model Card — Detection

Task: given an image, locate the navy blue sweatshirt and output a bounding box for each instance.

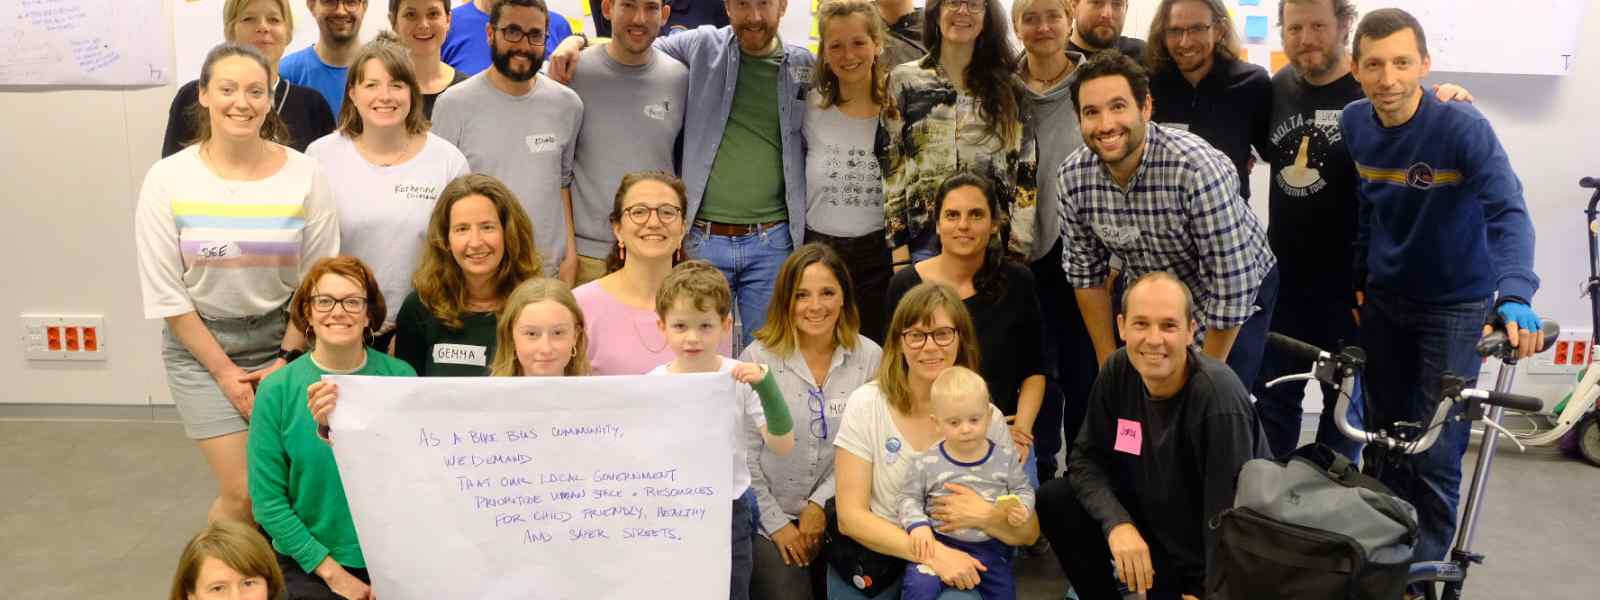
[1341,92,1538,304]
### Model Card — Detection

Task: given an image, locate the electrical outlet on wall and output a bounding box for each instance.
[20,314,106,361]
[1527,328,1592,375]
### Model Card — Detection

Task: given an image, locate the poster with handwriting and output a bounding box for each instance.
[0,0,170,86]
[329,373,734,600]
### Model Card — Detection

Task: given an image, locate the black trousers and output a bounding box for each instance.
[277,552,371,600]
[805,229,893,345]
[1036,478,1200,599]
[1030,241,1101,481]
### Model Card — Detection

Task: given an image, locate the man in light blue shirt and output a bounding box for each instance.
[280,0,370,114]
[551,0,814,350]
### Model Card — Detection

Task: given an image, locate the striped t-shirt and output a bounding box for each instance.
[136,144,340,320]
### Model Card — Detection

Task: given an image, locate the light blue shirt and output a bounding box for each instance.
[278,46,348,115]
[652,26,814,248]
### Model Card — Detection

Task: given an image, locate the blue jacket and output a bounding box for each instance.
[1341,92,1538,304]
[654,26,814,248]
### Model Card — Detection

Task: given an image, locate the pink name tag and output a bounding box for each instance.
[1114,419,1143,456]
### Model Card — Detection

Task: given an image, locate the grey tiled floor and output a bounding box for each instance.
[2,419,1596,599]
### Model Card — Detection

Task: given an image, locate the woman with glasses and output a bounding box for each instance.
[830,282,1039,599]
[575,171,729,375]
[742,243,883,600]
[162,0,336,157]
[880,0,1035,269]
[248,256,414,599]
[394,174,542,376]
[307,36,470,353]
[885,172,1047,486]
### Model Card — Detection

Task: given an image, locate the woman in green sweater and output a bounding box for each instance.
[248,256,416,600]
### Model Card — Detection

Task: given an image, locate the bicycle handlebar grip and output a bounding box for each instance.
[1582,177,1599,189]
[1484,391,1545,412]
[1476,320,1560,357]
[1267,333,1327,364]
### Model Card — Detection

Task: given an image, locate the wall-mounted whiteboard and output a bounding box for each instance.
[1212,0,1588,76]
[0,0,172,86]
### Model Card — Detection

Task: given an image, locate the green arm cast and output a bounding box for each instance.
[752,366,793,435]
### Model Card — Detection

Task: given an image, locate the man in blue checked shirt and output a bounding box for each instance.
[1057,51,1278,389]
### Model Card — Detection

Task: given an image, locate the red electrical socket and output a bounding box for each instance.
[1573,340,1589,365]
[1555,340,1571,365]
[82,327,99,352]
[46,326,62,351]
[64,327,80,352]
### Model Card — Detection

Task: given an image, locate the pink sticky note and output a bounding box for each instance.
[1114,419,1142,456]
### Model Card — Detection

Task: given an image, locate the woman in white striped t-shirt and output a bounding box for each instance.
[134,42,340,524]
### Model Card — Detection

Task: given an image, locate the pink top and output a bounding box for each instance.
[573,280,733,375]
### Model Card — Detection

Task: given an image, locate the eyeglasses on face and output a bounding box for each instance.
[622,204,682,225]
[311,295,368,314]
[901,326,958,349]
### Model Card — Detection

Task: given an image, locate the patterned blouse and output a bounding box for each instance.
[878,59,1038,258]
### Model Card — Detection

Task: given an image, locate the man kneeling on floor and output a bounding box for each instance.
[1037,271,1269,599]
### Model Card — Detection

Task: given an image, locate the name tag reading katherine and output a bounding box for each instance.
[432,344,487,367]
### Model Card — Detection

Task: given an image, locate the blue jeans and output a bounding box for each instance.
[1222,264,1280,392]
[1253,286,1365,460]
[732,494,755,600]
[902,536,1014,600]
[686,221,793,350]
[1360,290,1491,564]
[826,565,981,600]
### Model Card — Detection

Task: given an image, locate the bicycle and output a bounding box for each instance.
[1264,320,1558,600]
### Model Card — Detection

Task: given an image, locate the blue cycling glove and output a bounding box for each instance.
[1496,302,1541,333]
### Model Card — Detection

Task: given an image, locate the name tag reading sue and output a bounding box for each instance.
[433,344,487,367]
[1114,419,1143,456]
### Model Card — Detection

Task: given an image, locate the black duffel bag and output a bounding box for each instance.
[1207,444,1418,600]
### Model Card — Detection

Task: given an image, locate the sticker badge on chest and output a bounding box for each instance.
[1114,418,1143,456]
[789,65,812,83]
[1315,109,1342,129]
[884,437,903,464]
[525,133,559,154]
[644,100,671,121]
[1094,223,1143,247]
[433,343,487,367]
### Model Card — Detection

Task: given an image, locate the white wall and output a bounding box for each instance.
[2,1,1597,406]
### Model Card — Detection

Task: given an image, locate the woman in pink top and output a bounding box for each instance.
[573,171,729,374]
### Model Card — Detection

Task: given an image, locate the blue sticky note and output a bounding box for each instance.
[1245,15,1269,39]
[1239,0,1260,6]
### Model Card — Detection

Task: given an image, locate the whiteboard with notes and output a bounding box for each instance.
[0,0,171,86]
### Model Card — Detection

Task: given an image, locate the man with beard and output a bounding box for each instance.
[1037,272,1269,600]
[1067,0,1144,60]
[1144,0,1270,200]
[433,0,583,281]
[1342,8,1540,577]
[1253,0,1474,460]
[442,0,573,76]
[280,0,370,113]
[1057,51,1278,396]
[567,0,688,284]
[548,0,815,350]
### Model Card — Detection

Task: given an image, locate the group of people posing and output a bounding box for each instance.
[148,1,1543,600]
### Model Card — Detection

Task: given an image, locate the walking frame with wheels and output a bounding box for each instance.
[1263,320,1558,600]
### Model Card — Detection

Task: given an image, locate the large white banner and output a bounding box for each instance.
[0,0,171,86]
[329,373,734,600]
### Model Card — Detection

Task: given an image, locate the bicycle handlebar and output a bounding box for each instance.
[1459,389,1545,413]
[1582,176,1599,189]
[1267,332,1327,365]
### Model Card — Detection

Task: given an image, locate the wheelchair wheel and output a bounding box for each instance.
[1580,413,1600,467]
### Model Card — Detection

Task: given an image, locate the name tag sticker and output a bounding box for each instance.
[196,241,241,260]
[433,343,487,367]
[1163,122,1191,132]
[525,134,559,154]
[789,65,812,83]
[1315,109,1342,128]
[1114,419,1143,456]
[644,101,670,121]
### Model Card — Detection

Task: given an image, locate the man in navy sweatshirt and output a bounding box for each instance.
[1341,8,1542,568]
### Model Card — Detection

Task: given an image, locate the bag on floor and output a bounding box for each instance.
[1207,444,1418,600]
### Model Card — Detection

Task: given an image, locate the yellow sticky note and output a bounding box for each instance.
[808,41,819,55]
[569,16,585,33]
[582,1,591,16]
[810,19,820,39]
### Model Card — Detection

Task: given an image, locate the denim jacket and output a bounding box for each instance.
[655,26,815,247]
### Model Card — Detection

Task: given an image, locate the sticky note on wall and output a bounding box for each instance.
[1271,51,1289,73]
[1239,0,1260,6]
[1244,15,1269,40]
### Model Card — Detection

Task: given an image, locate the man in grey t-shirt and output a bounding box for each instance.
[433,0,583,281]
[568,0,689,285]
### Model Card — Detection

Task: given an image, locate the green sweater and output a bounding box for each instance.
[248,349,416,572]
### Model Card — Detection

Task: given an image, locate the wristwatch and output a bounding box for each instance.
[276,347,304,363]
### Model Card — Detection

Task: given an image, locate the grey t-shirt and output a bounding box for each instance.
[802,90,884,238]
[569,45,688,259]
[432,72,583,274]
[897,438,1035,543]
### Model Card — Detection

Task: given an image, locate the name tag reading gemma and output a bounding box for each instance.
[433,344,487,367]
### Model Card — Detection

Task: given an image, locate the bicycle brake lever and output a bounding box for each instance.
[1480,419,1528,452]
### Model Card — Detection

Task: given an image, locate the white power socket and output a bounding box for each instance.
[1526,327,1592,375]
[19,314,106,361]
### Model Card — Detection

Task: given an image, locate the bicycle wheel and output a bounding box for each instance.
[1579,413,1600,467]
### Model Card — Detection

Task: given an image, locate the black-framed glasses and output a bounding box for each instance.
[311,295,368,314]
[808,387,829,440]
[622,204,682,225]
[943,0,986,14]
[496,26,547,45]
[902,327,958,349]
[1164,23,1214,40]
